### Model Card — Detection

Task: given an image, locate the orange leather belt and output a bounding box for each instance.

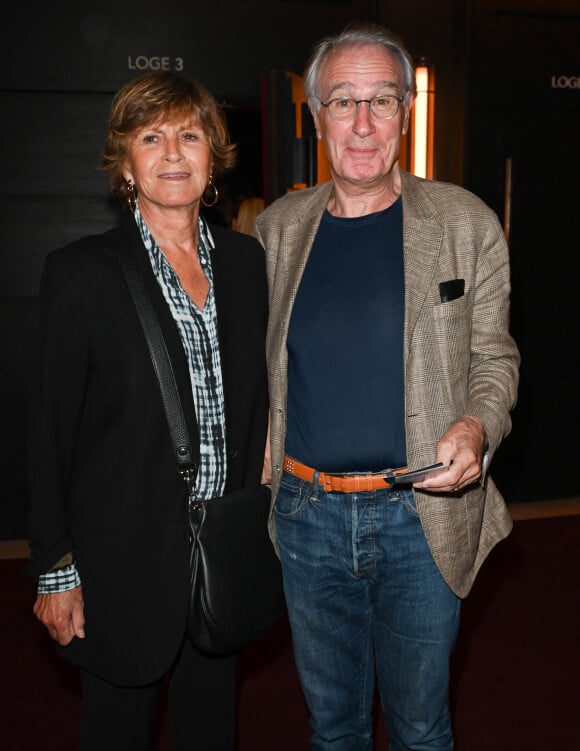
[283,455,409,493]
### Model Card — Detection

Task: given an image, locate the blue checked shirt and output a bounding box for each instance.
[37,208,226,594]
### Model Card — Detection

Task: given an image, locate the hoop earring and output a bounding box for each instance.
[126,181,137,213]
[201,178,219,208]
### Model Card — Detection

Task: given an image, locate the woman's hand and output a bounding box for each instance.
[33,587,86,645]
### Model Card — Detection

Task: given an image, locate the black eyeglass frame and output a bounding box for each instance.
[317,94,405,121]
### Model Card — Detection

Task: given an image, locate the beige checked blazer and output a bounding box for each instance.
[255,169,520,597]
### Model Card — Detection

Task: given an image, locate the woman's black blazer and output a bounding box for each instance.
[27,212,269,685]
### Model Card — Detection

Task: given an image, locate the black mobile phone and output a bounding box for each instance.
[393,463,448,484]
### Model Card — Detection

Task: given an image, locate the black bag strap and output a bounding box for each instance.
[116,249,197,494]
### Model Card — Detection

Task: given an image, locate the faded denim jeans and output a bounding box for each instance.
[275,471,460,751]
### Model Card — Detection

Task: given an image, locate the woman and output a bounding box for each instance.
[27,70,270,751]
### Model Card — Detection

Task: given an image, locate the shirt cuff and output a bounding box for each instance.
[37,564,81,594]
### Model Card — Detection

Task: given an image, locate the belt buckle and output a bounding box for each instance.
[330,470,389,492]
[321,473,337,491]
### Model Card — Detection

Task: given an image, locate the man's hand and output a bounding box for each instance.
[413,415,487,493]
[33,586,86,646]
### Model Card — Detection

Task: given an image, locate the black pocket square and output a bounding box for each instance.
[439,279,465,303]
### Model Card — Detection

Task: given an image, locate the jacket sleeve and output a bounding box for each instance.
[27,250,90,575]
[465,211,520,466]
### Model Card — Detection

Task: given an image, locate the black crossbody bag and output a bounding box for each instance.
[116,248,285,655]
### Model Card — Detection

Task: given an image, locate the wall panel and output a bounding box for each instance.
[464,0,580,502]
[1,0,374,538]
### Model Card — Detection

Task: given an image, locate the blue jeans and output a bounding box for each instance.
[275,472,461,751]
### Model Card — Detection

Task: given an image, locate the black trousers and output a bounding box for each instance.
[79,636,236,751]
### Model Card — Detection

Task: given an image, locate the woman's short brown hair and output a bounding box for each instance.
[102,70,236,204]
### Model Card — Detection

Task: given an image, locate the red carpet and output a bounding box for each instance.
[2,515,579,750]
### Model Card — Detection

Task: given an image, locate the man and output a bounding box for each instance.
[255,22,519,751]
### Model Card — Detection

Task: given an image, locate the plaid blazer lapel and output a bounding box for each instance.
[400,171,445,360]
[265,183,333,380]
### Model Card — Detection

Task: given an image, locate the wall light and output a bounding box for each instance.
[411,63,435,179]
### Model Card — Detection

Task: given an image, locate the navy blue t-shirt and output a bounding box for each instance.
[285,197,407,473]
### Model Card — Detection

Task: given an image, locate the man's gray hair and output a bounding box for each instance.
[304,22,417,112]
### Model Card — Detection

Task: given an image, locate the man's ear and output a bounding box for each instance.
[310,103,322,139]
[401,98,413,136]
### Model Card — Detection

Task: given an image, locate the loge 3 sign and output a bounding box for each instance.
[128,56,185,71]
[551,75,580,89]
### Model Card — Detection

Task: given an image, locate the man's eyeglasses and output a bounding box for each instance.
[318,94,404,122]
